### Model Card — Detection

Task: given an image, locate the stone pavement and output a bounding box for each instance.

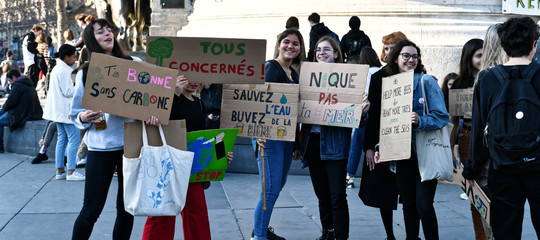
[0,152,536,240]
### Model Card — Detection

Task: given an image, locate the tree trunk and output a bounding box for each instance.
[56,0,66,48]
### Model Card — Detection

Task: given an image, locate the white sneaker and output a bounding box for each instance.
[76,157,87,168]
[55,172,66,180]
[67,171,86,181]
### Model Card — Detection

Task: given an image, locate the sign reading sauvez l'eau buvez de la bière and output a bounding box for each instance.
[220,83,299,142]
[82,53,177,125]
[298,62,369,128]
[378,70,414,162]
[146,36,266,84]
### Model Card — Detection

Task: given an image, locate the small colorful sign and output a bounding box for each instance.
[146,36,266,84]
[82,53,177,124]
[187,128,238,182]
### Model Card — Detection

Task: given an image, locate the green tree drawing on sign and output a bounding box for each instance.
[148,38,174,67]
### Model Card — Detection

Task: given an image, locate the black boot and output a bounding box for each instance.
[31,153,48,164]
[0,141,4,153]
[316,229,335,240]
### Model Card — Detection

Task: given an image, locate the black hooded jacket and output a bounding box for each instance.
[2,76,43,130]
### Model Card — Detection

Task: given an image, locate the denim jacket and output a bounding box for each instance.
[300,124,352,168]
[412,73,450,152]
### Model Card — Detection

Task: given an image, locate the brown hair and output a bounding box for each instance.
[276,28,305,66]
[84,14,96,24]
[314,36,344,63]
[380,31,407,62]
[31,25,44,32]
[64,29,74,41]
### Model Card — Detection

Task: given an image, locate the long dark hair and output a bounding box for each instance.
[385,40,426,76]
[276,28,305,66]
[358,47,382,68]
[453,38,483,89]
[78,19,132,85]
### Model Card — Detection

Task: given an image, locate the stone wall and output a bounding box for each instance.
[149,0,527,80]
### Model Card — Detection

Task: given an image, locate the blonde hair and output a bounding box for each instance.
[480,24,509,70]
[64,29,74,41]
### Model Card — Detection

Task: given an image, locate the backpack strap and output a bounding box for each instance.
[490,65,507,85]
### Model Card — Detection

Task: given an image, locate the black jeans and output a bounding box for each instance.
[27,64,40,88]
[489,168,540,240]
[307,134,349,239]
[72,150,133,240]
[395,152,438,240]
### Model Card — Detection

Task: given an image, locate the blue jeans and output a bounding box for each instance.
[252,139,293,239]
[347,126,365,176]
[55,123,80,170]
[0,110,8,144]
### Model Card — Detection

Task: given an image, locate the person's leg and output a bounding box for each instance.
[523,171,540,237]
[0,110,7,152]
[347,127,364,177]
[72,151,117,240]
[28,64,40,88]
[324,159,349,239]
[380,208,396,240]
[307,134,334,231]
[142,216,176,240]
[64,124,80,173]
[181,182,211,240]
[112,150,134,239]
[395,157,420,240]
[55,123,67,173]
[488,169,525,240]
[415,177,439,240]
[253,140,288,239]
[43,121,57,152]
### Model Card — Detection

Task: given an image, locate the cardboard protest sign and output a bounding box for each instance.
[298,62,369,128]
[146,36,266,84]
[502,0,540,15]
[123,120,187,159]
[449,88,474,118]
[82,53,177,125]
[455,162,491,226]
[379,71,413,162]
[187,129,238,182]
[220,83,299,142]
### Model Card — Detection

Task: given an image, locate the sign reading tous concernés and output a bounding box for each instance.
[378,70,414,162]
[82,53,177,125]
[146,36,266,84]
[298,62,369,128]
[449,88,473,118]
[220,83,299,142]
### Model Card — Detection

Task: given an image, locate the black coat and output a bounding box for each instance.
[2,76,43,131]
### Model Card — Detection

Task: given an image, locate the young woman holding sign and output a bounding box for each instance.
[299,36,369,240]
[142,76,233,240]
[366,40,448,240]
[251,28,304,240]
[69,19,158,240]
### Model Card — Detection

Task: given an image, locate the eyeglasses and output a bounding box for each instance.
[316,47,334,53]
[400,53,420,61]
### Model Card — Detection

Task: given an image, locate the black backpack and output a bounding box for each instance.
[486,64,540,171]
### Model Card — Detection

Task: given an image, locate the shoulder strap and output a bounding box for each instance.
[490,65,507,85]
[523,63,540,83]
[420,74,429,115]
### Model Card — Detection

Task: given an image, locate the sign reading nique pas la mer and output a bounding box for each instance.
[378,70,414,162]
[298,62,369,128]
[146,36,266,84]
[220,83,299,142]
[82,53,177,125]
